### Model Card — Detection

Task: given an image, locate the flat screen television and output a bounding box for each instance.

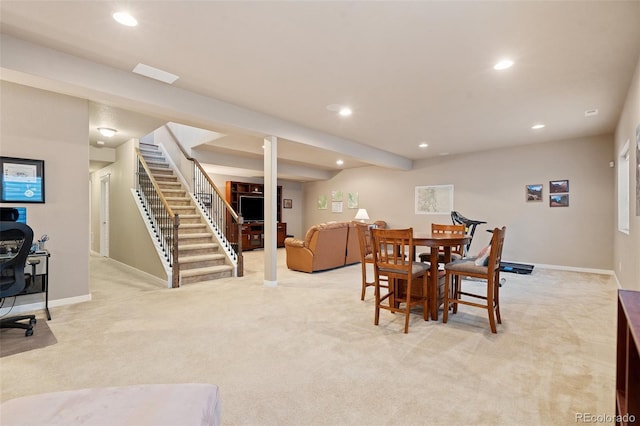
[239,195,264,222]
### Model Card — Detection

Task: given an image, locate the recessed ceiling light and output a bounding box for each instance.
[338,107,352,117]
[336,159,344,166]
[98,127,117,137]
[531,124,545,130]
[493,59,514,70]
[113,12,138,27]
[96,140,105,146]
[133,63,179,84]
[419,143,429,148]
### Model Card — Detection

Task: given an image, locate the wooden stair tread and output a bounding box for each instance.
[179,243,219,250]
[181,265,233,277]
[180,253,226,263]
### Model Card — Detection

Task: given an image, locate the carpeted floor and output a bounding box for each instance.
[0,318,57,358]
[0,250,618,425]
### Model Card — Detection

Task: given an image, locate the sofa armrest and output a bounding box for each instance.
[285,239,314,272]
[284,237,305,248]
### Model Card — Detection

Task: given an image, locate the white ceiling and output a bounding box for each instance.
[1,1,639,180]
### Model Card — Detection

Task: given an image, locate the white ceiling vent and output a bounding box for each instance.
[584,108,599,117]
[133,63,179,84]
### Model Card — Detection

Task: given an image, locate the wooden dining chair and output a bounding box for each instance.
[356,223,388,300]
[371,228,429,333]
[418,223,466,264]
[443,226,506,333]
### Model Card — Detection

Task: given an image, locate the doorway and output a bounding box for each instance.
[100,174,110,257]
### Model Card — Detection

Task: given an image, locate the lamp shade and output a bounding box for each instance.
[354,208,369,222]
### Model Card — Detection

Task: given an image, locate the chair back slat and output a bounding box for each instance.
[372,228,414,274]
[432,223,466,257]
[487,226,507,271]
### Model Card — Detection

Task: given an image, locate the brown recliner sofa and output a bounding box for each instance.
[285,221,386,273]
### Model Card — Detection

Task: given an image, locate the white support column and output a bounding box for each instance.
[263,136,278,287]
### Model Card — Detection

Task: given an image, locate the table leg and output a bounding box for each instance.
[430,248,439,320]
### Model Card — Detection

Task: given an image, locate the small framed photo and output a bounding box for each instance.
[526,184,543,202]
[283,198,292,209]
[550,179,569,193]
[550,194,569,207]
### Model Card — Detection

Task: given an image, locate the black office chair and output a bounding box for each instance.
[1,221,37,336]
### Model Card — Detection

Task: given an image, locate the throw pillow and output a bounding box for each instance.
[474,245,491,266]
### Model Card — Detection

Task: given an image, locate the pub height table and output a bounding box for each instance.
[412,232,470,321]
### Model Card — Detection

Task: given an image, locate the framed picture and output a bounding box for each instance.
[550,194,569,207]
[549,179,569,193]
[415,184,454,214]
[347,192,358,209]
[283,198,292,209]
[526,184,543,202]
[0,157,45,203]
[317,194,327,210]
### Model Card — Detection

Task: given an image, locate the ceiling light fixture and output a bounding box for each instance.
[96,140,105,146]
[113,12,138,27]
[338,107,352,117]
[531,124,545,130]
[336,159,344,166]
[493,59,514,70]
[419,143,429,148]
[98,127,117,137]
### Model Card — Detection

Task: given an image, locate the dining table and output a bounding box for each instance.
[412,232,471,321]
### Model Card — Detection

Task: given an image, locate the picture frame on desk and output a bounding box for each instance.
[0,157,45,203]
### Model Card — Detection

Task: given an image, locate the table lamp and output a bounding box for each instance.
[354,208,369,223]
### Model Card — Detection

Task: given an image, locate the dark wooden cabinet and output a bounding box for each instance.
[225,181,286,251]
[616,289,640,425]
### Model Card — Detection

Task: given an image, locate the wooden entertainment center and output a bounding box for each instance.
[225,181,287,251]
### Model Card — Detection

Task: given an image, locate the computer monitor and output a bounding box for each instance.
[0,207,26,223]
[15,207,27,224]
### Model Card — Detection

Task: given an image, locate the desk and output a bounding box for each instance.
[413,233,470,321]
[0,250,51,320]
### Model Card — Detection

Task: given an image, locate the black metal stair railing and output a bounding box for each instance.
[193,163,243,275]
[134,148,180,287]
[165,125,244,276]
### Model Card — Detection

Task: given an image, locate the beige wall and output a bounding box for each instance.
[614,55,640,291]
[0,81,90,302]
[90,140,166,281]
[304,134,615,271]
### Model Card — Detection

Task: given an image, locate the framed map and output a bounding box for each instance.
[415,184,454,214]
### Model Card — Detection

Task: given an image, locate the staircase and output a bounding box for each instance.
[138,142,234,284]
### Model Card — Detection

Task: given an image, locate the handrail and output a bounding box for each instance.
[194,158,238,220]
[134,148,180,288]
[164,125,244,276]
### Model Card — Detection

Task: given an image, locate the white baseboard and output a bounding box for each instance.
[523,262,614,276]
[0,294,92,317]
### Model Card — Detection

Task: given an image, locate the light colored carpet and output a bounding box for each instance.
[0,250,617,425]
